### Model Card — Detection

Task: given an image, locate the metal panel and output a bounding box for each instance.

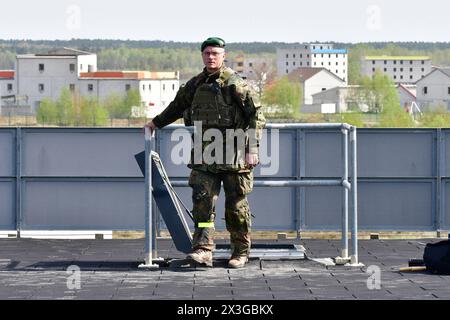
[444,130,450,177]
[0,129,15,177]
[21,129,143,177]
[158,128,297,179]
[157,185,296,231]
[358,181,435,230]
[303,181,434,230]
[21,180,144,230]
[0,179,15,229]
[358,130,435,178]
[442,179,450,230]
[304,131,342,178]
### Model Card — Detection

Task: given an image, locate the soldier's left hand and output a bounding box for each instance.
[245,153,259,169]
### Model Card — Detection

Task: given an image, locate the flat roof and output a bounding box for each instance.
[366,56,431,60]
[79,71,179,80]
[312,49,347,54]
[0,71,15,79]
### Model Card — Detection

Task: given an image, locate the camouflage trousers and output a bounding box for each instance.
[188,169,253,256]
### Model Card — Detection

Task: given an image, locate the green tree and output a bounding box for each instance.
[419,106,450,127]
[262,77,302,118]
[36,98,57,125]
[79,97,109,126]
[56,87,76,125]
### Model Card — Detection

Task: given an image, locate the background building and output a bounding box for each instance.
[416,68,450,111]
[277,44,348,83]
[361,56,432,84]
[287,67,346,110]
[1,48,179,118]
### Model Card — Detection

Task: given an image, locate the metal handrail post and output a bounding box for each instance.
[341,129,349,259]
[350,127,360,265]
[139,127,159,269]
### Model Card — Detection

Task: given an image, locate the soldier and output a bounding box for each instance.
[145,37,266,268]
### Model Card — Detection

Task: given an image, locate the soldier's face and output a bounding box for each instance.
[202,47,226,72]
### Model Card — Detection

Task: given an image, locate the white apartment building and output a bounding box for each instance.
[277,44,348,83]
[361,56,432,84]
[1,48,179,118]
[78,71,179,118]
[416,68,450,111]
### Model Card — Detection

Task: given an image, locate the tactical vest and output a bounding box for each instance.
[190,82,236,129]
[186,69,250,173]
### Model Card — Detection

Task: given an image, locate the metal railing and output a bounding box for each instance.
[140,123,360,268]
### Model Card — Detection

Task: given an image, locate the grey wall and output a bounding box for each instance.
[0,126,449,232]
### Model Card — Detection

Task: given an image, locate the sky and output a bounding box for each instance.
[0,0,449,43]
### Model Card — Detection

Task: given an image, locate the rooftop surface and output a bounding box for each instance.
[1,238,449,300]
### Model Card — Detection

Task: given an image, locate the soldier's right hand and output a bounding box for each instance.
[144,121,157,134]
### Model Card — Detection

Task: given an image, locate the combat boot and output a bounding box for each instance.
[228,255,248,269]
[188,249,213,267]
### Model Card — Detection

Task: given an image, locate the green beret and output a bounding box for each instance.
[201,37,226,52]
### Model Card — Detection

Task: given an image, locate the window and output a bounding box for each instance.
[38,84,44,92]
[249,62,253,67]
[384,60,387,65]
[237,62,243,67]
[400,75,404,79]
[293,54,296,58]
[394,75,397,79]
[328,62,331,66]
[88,84,94,92]
[143,84,145,91]
[70,64,75,73]
[307,62,309,66]
[149,84,152,91]
[286,69,288,74]
[423,86,428,94]
[400,68,403,72]
[422,61,425,65]
[410,75,413,80]
[372,68,375,72]
[300,54,303,58]
[336,62,338,66]
[448,87,450,95]
[163,84,166,91]
[394,61,397,65]
[410,68,413,72]
[286,62,289,66]
[321,54,324,58]
[300,62,303,66]
[286,54,289,58]
[394,68,397,72]
[372,61,376,65]
[39,64,44,72]
[421,68,425,72]
[314,62,316,66]
[400,60,404,65]
[125,84,131,91]
[321,62,324,66]
[410,60,413,64]
[7,83,13,92]
[293,62,296,66]
[69,84,75,92]
[307,54,309,58]
[384,68,387,72]
[322,88,326,91]
[172,84,175,90]
[329,54,331,58]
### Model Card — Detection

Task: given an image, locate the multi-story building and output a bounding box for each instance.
[361,56,432,84]
[277,44,348,83]
[416,68,450,111]
[1,48,179,118]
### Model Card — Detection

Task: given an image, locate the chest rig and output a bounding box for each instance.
[190,70,237,129]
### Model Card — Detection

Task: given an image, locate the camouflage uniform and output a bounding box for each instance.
[152,65,266,257]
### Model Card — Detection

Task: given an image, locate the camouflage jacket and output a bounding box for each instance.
[152,65,266,172]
